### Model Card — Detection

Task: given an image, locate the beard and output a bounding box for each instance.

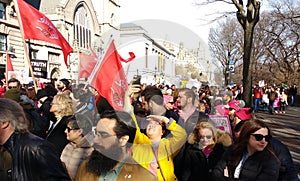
[86,143,123,175]
[57,85,64,91]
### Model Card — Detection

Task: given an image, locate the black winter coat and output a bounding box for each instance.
[46,116,71,155]
[211,147,280,181]
[3,132,70,181]
[181,143,226,181]
[271,138,298,181]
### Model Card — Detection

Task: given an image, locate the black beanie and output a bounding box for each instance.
[60,79,70,87]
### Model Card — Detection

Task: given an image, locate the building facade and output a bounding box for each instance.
[120,23,176,85]
[0,0,212,87]
[0,0,120,84]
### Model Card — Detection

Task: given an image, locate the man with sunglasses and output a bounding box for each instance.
[7,78,21,90]
[76,110,156,181]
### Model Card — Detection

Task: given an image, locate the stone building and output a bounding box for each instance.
[0,0,120,84]
[119,23,176,85]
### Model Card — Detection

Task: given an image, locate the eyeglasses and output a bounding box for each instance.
[251,134,272,142]
[8,86,18,89]
[200,135,213,140]
[66,127,80,133]
[93,128,116,138]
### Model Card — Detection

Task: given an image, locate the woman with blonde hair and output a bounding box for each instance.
[181,120,232,181]
[47,93,74,155]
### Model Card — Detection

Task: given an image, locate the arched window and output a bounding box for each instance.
[74,5,91,49]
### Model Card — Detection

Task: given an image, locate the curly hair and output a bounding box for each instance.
[192,121,217,147]
[52,93,74,117]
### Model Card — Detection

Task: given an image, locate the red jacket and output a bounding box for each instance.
[253,87,263,98]
[0,87,5,97]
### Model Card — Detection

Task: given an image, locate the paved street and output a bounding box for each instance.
[255,106,300,174]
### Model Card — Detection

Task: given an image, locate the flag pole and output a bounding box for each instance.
[77,50,80,84]
[5,51,8,87]
[87,35,113,85]
[13,0,38,93]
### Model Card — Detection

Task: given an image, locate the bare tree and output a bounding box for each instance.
[262,0,300,85]
[209,17,243,86]
[197,0,261,106]
[232,0,261,106]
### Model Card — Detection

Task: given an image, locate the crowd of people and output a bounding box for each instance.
[253,83,298,114]
[0,77,299,181]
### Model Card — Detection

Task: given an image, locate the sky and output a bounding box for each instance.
[119,0,273,45]
[120,0,235,45]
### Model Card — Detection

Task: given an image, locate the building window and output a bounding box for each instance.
[0,2,6,20]
[0,34,7,51]
[74,5,91,49]
[31,50,38,60]
[48,53,59,63]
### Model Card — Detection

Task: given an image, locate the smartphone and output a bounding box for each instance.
[132,76,141,85]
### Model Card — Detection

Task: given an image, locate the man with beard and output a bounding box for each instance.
[76,110,156,181]
[177,88,207,136]
[139,85,179,134]
[174,88,209,180]
[56,78,71,94]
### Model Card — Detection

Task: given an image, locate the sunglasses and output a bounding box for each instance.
[66,127,80,133]
[8,86,18,89]
[200,135,213,140]
[251,134,272,142]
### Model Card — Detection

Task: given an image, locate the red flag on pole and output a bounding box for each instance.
[90,40,135,110]
[79,49,98,78]
[6,53,14,71]
[16,0,73,66]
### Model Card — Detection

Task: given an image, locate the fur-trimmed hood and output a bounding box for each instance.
[187,130,232,147]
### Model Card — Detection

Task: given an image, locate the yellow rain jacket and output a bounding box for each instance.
[132,116,187,181]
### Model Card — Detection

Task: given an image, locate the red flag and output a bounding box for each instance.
[6,53,14,71]
[79,49,98,78]
[90,40,135,110]
[16,0,73,66]
[120,52,135,63]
